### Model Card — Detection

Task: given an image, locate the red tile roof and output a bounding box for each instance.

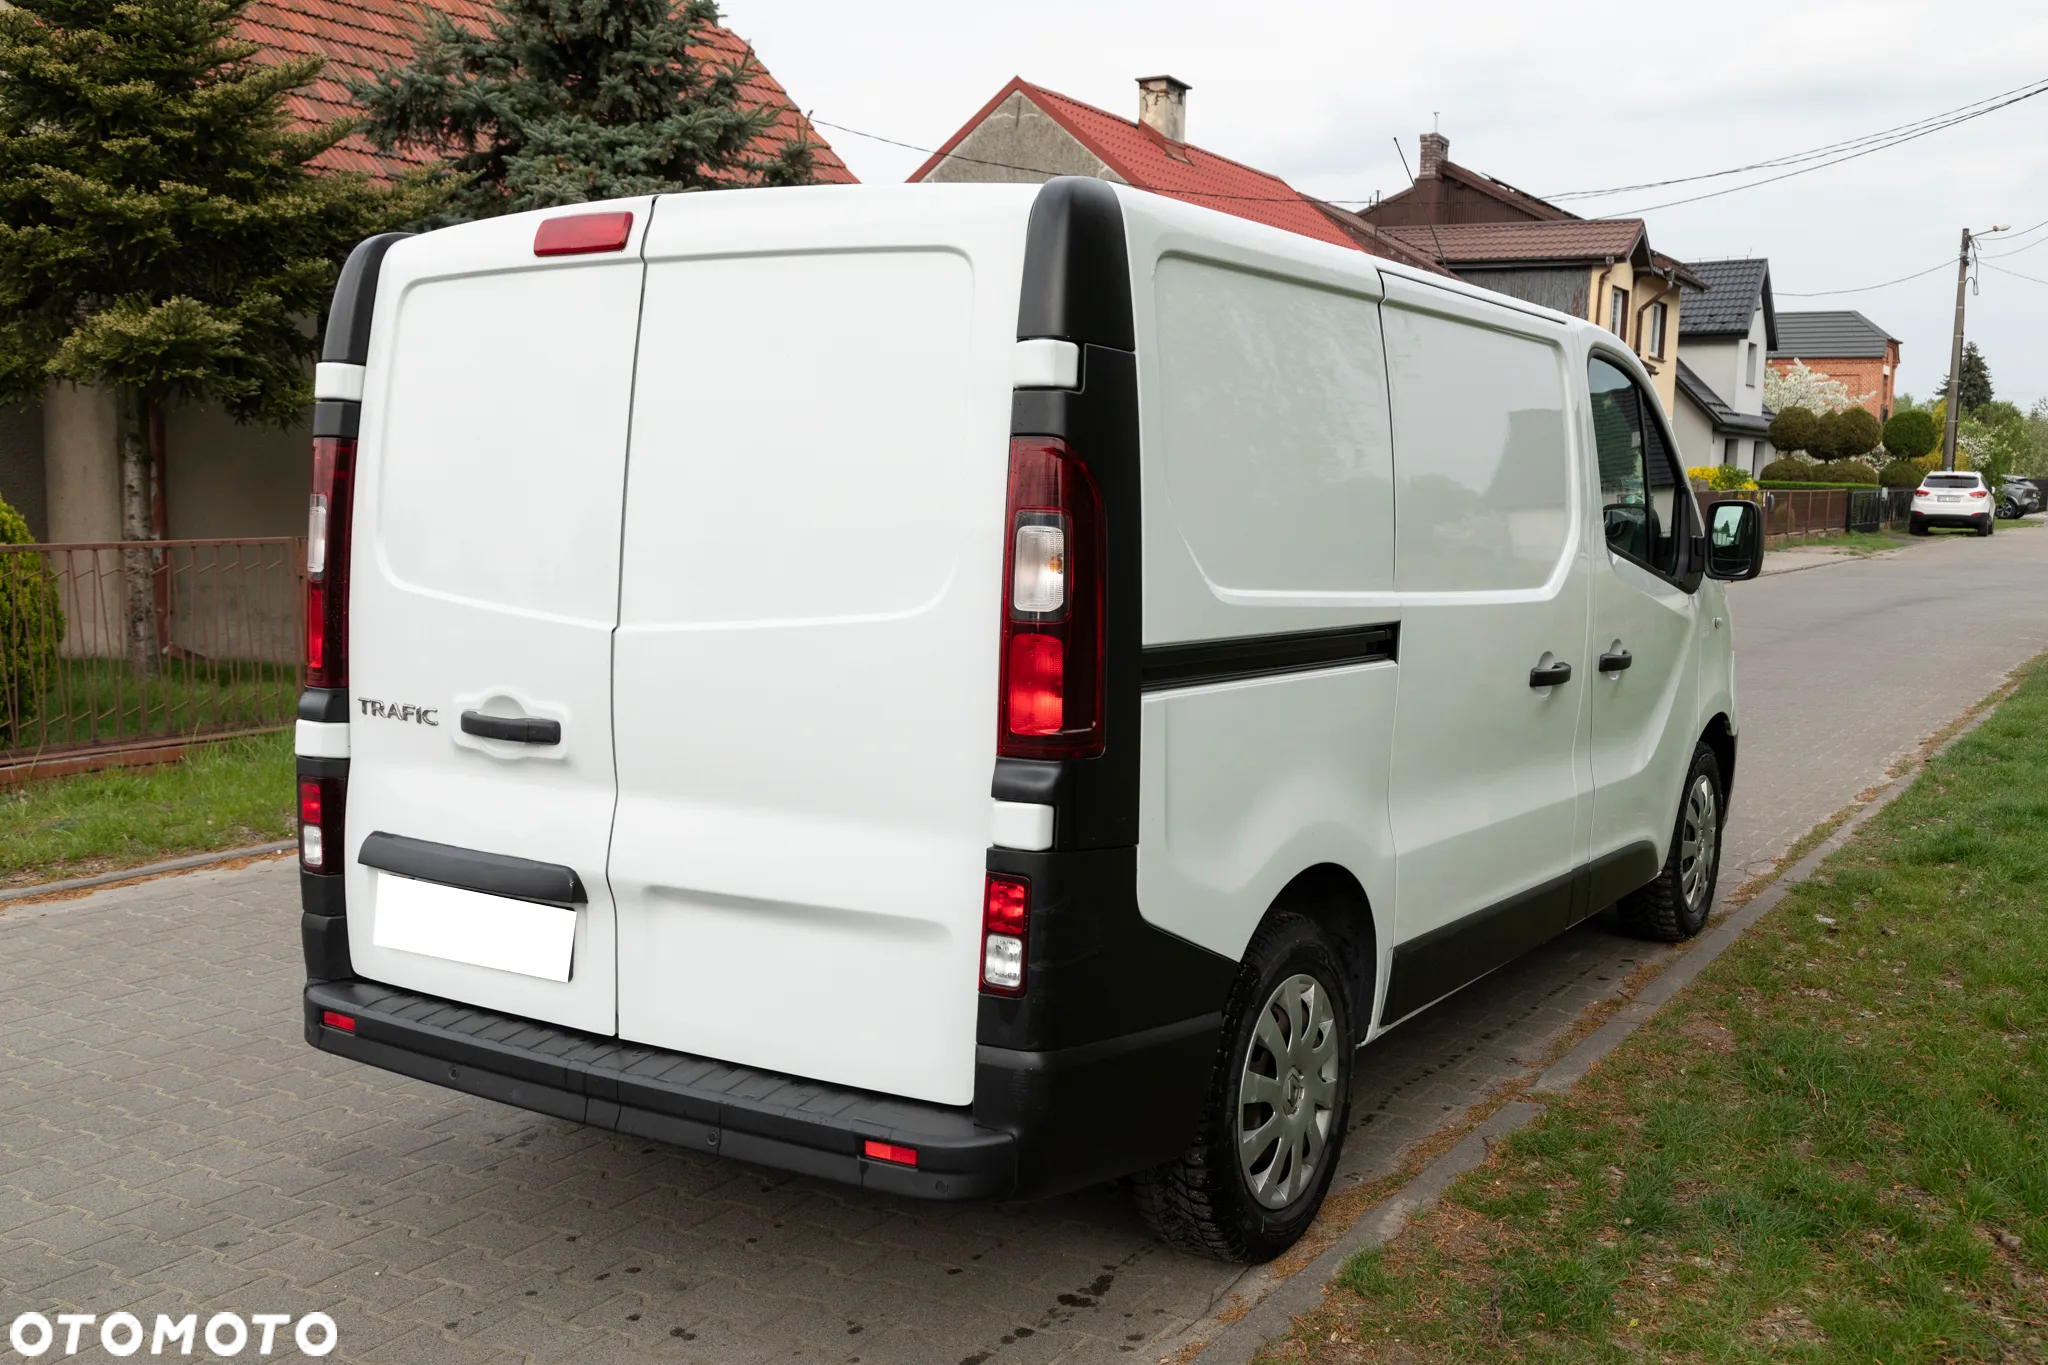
[1310,201,1457,276]
[1377,219,1647,265]
[239,0,856,184]
[909,78,1357,252]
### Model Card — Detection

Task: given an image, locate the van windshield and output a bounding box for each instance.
[1924,474,1978,488]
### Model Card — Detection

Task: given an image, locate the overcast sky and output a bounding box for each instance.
[727,0,2048,407]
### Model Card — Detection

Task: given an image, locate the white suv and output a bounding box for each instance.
[1910,471,1994,536]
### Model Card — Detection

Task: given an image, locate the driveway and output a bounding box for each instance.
[5,526,2047,1364]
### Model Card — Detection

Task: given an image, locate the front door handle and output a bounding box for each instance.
[1529,660,1573,688]
[1599,649,1634,673]
[460,711,561,745]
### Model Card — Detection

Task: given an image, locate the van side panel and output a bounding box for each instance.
[1118,197,1399,975]
[609,187,1033,1107]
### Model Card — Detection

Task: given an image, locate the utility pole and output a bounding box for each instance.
[1941,224,2011,469]
[1941,228,1971,471]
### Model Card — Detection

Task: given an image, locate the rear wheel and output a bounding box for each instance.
[1909,515,1928,536]
[1134,914,1353,1263]
[1980,514,1995,537]
[1617,743,1724,942]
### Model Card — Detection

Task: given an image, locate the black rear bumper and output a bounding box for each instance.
[306,979,1014,1199]
[305,978,1220,1201]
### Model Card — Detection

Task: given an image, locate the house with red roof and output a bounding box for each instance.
[3,0,851,551]
[907,75,1445,275]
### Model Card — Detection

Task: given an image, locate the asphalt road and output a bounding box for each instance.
[4,525,2048,1365]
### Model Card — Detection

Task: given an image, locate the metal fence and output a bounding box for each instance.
[0,539,304,766]
[1693,485,1913,544]
[1847,488,1915,534]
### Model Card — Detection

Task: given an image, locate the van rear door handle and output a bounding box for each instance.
[1528,661,1572,688]
[460,711,561,745]
[1599,649,1634,673]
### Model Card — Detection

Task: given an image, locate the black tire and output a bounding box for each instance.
[1980,515,1995,537]
[1617,743,1724,942]
[1133,913,1353,1263]
[1909,516,1928,536]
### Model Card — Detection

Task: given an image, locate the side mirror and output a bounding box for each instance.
[1705,501,1762,581]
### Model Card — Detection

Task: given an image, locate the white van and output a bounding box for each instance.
[295,178,1762,1262]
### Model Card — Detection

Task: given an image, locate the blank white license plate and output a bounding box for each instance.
[1938,495,1961,502]
[372,873,577,982]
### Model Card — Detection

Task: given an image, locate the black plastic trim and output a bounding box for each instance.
[311,400,360,440]
[301,910,352,978]
[298,688,350,724]
[322,233,410,365]
[296,754,349,781]
[357,831,586,906]
[1016,178,1135,350]
[300,870,347,918]
[1141,623,1398,693]
[305,980,1015,1200]
[459,712,561,745]
[1381,841,1661,1025]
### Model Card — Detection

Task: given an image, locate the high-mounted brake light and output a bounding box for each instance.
[305,436,355,687]
[534,212,634,257]
[981,873,1030,996]
[299,776,345,873]
[997,437,1103,758]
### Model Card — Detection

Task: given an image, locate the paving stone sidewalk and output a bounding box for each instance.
[4,525,2046,1363]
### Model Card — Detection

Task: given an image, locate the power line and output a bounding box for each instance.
[1606,81,2048,215]
[1543,76,2048,201]
[1983,261,2048,287]
[1776,259,1956,297]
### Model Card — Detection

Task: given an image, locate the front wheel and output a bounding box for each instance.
[1617,743,1724,942]
[1134,914,1353,1263]
[1980,515,1996,537]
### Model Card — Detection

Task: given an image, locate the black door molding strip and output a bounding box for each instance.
[1141,623,1399,693]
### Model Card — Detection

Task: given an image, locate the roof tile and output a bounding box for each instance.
[1770,310,1897,361]
[239,0,856,184]
[1376,219,1645,264]
[1679,258,1770,337]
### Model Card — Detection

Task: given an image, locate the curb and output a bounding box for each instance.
[1190,683,2011,1364]
[0,841,295,906]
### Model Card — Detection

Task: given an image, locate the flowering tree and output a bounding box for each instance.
[1763,359,1875,416]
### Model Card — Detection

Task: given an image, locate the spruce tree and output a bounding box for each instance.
[0,0,438,677]
[352,0,818,221]
[1957,342,1994,414]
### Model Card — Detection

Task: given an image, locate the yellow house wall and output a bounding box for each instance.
[1582,259,1680,417]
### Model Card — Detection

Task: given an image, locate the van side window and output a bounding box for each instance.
[1589,356,1685,578]
[1382,306,1572,592]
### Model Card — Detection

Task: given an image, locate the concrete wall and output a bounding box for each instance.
[916,90,1122,185]
[164,402,308,540]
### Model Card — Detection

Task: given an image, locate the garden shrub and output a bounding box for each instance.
[1883,409,1938,460]
[1831,406,1882,458]
[0,496,63,741]
[1879,459,1924,488]
[1759,456,1819,484]
[1767,406,1818,455]
[1685,465,1758,491]
[1813,459,1878,485]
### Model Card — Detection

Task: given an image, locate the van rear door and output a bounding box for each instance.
[607,186,1032,1107]
[343,203,652,1037]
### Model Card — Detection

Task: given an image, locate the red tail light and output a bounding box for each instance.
[862,1139,918,1167]
[534,211,634,257]
[1970,489,1988,498]
[1914,488,1929,497]
[981,873,1030,996]
[306,436,356,687]
[299,775,345,872]
[997,437,1103,758]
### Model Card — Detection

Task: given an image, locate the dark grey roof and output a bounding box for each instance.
[1675,359,1772,437]
[1771,310,1896,360]
[1679,258,1775,346]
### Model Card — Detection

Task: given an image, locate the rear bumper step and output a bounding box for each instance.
[304,980,1014,1199]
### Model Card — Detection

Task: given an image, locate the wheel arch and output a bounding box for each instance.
[1264,863,1379,1044]
[1700,712,1737,807]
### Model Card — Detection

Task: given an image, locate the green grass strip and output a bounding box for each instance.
[0,730,293,885]
[1279,658,2048,1363]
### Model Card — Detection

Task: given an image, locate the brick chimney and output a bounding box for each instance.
[1137,75,1191,142]
[1418,131,1448,178]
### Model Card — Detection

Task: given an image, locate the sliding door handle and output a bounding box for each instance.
[1529,661,1573,688]
[460,711,561,745]
[1599,649,1634,673]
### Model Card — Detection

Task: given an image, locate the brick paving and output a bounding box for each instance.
[5,525,2047,1364]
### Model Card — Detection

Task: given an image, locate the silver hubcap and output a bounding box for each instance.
[1237,973,1340,1210]
[1679,773,1719,912]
